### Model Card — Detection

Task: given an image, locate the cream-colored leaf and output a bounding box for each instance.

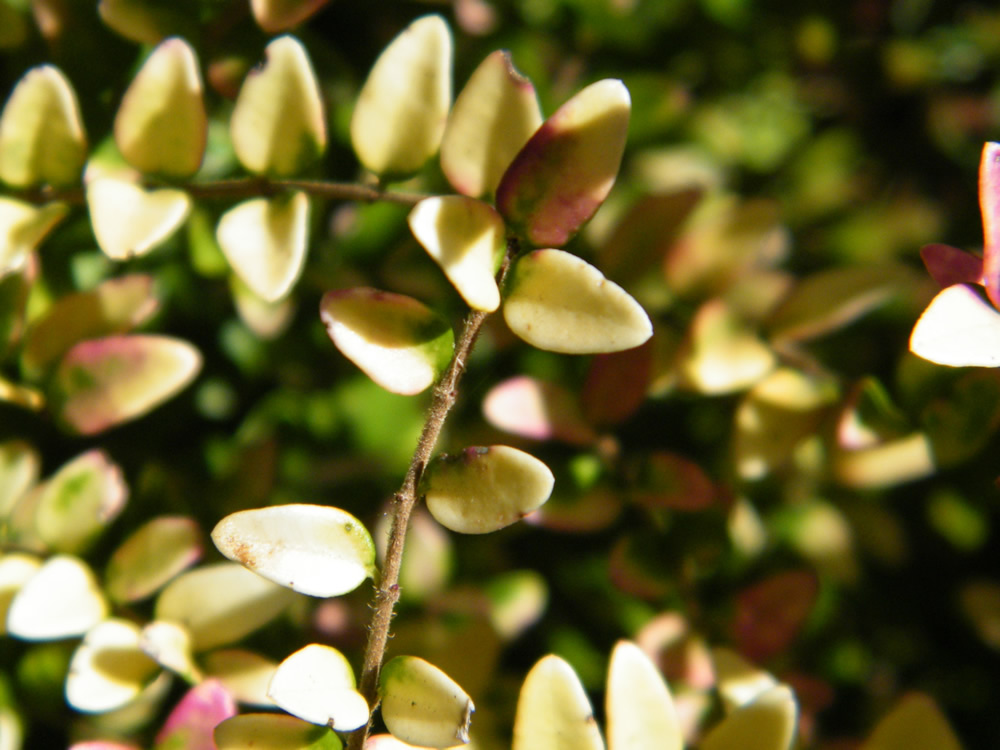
[0,198,67,276]
[833,433,936,489]
[351,15,452,177]
[216,191,309,302]
[140,620,202,682]
[910,283,1000,367]
[678,299,775,394]
[711,648,779,714]
[606,641,681,750]
[408,196,503,311]
[379,656,473,749]
[87,177,191,260]
[6,555,108,640]
[0,65,86,186]
[66,618,160,713]
[503,249,651,354]
[214,713,341,750]
[700,685,797,750]
[861,693,962,750]
[440,50,542,198]
[231,35,326,176]
[114,37,206,178]
[0,553,42,636]
[512,655,604,750]
[211,504,376,598]
[204,649,278,706]
[268,644,368,730]
[105,516,203,603]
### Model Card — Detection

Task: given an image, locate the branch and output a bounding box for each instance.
[346,239,518,750]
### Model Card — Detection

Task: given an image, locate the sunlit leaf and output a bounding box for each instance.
[711,647,779,713]
[268,644,367,730]
[0,553,42,636]
[105,516,203,603]
[154,679,237,749]
[154,562,297,651]
[440,50,542,198]
[861,693,961,750]
[512,655,603,750]
[408,196,504,312]
[379,656,473,749]
[606,641,681,750]
[424,445,554,534]
[212,504,376,598]
[485,570,548,641]
[910,283,1000,367]
[482,375,596,444]
[678,299,775,394]
[216,191,310,302]
[98,0,191,44]
[0,65,86,186]
[504,249,652,354]
[251,0,330,33]
[497,79,630,247]
[6,555,108,640]
[203,649,278,706]
[350,15,452,177]
[141,620,202,683]
[320,287,454,395]
[833,432,936,489]
[52,334,202,435]
[700,685,797,750]
[65,618,161,713]
[215,713,341,750]
[231,35,326,176]
[87,177,191,260]
[979,142,1000,309]
[230,275,296,340]
[0,198,68,276]
[114,37,206,178]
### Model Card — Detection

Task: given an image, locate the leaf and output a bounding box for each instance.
[0,198,68,276]
[98,0,193,44]
[423,445,554,534]
[606,641,681,750]
[732,570,818,662]
[114,37,206,178]
[105,516,204,603]
[154,562,297,651]
[87,177,191,260]
[350,15,452,177]
[0,439,40,519]
[711,647,779,713]
[214,714,341,750]
[833,432,936,489]
[503,249,652,354]
[374,508,453,604]
[910,283,1000,367]
[251,0,330,33]
[231,35,326,176]
[6,555,108,640]
[512,655,604,750]
[268,644,368,730]
[700,685,797,750]
[32,449,128,555]
[230,275,297,340]
[497,79,630,248]
[0,553,42,636]
[216,191,310,302]
[629,452,716,512]
[482,375,596,444]
[203,649,278,706]
[861,693,962,750]
[678,299,775,394]
[408,196,504,312]
[65,619,161,713]
[920,243,983,288]
[154,679,237,750]
[581,342,653,427]
[52,334,202,435]
[212,504,376,598]
[379,656,473,749]
[440,50,542,198]
[320,288,454,395]
[0,65,86,187]
[979,142,1000,309]
[141,620,202,682]
[485,570,548,641]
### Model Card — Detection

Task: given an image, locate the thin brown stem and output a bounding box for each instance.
[346,239,518,750]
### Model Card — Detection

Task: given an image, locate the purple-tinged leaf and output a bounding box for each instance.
[732,570,817,662]
[497,79,630,247]
[155,679,237,750]
[582,341,653,426]
[920,243,983,289]
[980,142,1000,309]
[629,452,716,512]
[482,375,596,445]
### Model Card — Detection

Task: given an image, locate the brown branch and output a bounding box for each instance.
[346,239,518,750]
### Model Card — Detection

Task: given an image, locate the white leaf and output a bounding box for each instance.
[66,618,160,713]
[6,555,108,640]
[910,283,1000,367]
[512,655,604,750]
[606,641,681,750]
[268,643,368,730]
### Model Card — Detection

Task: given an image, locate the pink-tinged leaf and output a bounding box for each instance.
[105,516,203,603]
[440,50,542,198]
[52,334,202,435]
[22,274,158,379]
[497,79,631,247]
[482,375,596,444]
[155,680,237,750]
[920,243,983,288]
[525,485,622,533]
[251,0,330,32]
[609,533,673,600]
[582,341,653,426]
[629,452,716,512]
[732,570,818,662]
[70,743,141,750]
[910,283,1000,367]
[980,142,1000,309]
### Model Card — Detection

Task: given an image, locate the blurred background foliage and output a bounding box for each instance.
[3,0,1000,747]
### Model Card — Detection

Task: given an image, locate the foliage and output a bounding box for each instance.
[2,1,1000,749]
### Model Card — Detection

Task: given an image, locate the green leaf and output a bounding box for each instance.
[0,439,39,519]
[497,79,630,248]
[700,685,797,750]
[424,446,554,534]
[503,249,652,354]
[65,618,160,713]
[250,0,330,33]
[215,714,341,750]
[320,288,454,395]
[408,196,504,311]
[440,50,542,198]
[910,283,1000,367]
[154,562,297,651]
[0,198,68,276]
[350,15,452,177]
[216,191,310,302]
[51,334,202,435]
[0,65,86,187]
[512,655,604,750]
[105,516,203,603]
[114,37,206,178]
[211,504,376,598]
[203,649,278,706]
[379,656,473,749]
[606,641,681,750]
[6,555,108,640]
[268,644,367,730]
[87,177,191,260]
[230,35,326,177]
